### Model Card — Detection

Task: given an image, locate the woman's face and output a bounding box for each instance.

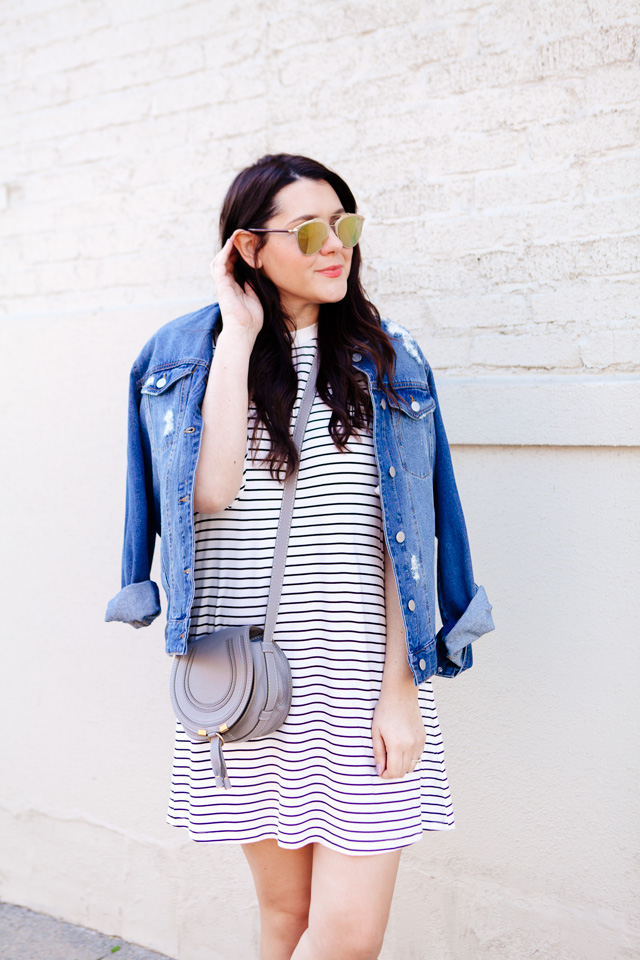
[246,178,354,323]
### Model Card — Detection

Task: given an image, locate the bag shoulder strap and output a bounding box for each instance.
[263,347,319,644]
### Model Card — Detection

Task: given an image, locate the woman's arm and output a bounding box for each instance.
[193,235,263,513]
[371,539,427,779]
[194,324,256,513]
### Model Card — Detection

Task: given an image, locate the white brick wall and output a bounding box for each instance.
[1,4,639,960]
[2,0,638,373]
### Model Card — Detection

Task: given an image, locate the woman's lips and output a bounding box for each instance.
[317,266,343,277]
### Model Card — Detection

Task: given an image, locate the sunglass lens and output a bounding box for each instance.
[297,220,329,255]
[337,215,363,248]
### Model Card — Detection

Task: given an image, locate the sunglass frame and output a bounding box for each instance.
[246,213,365,256]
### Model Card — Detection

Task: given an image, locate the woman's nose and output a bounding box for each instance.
[321,227,344,254]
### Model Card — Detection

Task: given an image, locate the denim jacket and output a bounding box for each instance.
[105,303,494,683]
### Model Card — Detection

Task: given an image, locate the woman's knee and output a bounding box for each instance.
[305,911,385,960]
[255,873,311,954]
[261,898,309,943]
[242,839,312,936]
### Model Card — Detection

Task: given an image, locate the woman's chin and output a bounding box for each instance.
[315,281,349,304]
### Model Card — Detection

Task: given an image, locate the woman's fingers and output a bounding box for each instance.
[243,280,260,303]
[212,234,239,285]
[381,737,425,779]
[379,739,404,779]
[371,723,387,778]
[209,232,264,337]
[383,747,409,780]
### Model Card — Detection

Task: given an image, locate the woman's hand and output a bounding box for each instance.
[371,682,426,780]
[211,231,264,341]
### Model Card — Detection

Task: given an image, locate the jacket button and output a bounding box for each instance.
[396,530,405,543]
[419,658,427,671]
[353,352,362,362]
[389,466,396,477]
[156,377,167,388]
[411,400,420,411]
[408,599,416,611]
[380,398,387,410]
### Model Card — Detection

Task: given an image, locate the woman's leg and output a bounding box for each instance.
[242,839,314,960]
[291,844,402,960]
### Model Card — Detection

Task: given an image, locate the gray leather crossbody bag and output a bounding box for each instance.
[170,349,319,790]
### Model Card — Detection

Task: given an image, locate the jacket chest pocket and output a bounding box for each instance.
[139,363,195,453]
[388,385,435,479]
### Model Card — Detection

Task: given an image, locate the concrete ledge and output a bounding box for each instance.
[436,375,640,446]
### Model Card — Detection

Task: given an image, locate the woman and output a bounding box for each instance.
[106,153,494,960]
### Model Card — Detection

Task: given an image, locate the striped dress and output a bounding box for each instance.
[166,321,455,855]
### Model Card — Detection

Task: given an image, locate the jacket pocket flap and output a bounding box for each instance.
[139,363,195,395]
[387,385,435,419]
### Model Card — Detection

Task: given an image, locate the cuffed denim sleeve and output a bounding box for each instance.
[425,360,495,665]
[104,580,160,628]
[104,361,161,629]
[437,585,495,666]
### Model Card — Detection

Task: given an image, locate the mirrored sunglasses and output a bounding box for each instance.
[247,213,365,256]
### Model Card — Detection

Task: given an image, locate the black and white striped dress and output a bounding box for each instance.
[166,321,455,854]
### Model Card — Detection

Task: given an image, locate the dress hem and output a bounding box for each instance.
[165,817,455,856]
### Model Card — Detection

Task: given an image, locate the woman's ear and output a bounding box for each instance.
[233,231,262,270]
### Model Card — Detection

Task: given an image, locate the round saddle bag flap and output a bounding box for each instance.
[170,625,258,738]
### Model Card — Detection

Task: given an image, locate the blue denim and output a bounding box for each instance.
[105,303,494,682]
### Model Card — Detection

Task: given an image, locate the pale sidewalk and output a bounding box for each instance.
[0,901,176,960]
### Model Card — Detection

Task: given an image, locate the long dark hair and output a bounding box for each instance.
[218,153,402,482]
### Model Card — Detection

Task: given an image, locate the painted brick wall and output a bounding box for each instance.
[1,4,639,960]
[2,0,638,374]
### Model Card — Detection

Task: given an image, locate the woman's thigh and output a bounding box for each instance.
[302,844,402,958]
[242,839,314,917]
[242,839,402,958]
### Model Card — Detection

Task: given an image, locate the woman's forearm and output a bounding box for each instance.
[193,325,257,513]
[381,538,419,694]
[372,538,425,779]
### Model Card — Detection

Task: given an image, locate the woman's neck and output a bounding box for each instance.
[282,298,320,332]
